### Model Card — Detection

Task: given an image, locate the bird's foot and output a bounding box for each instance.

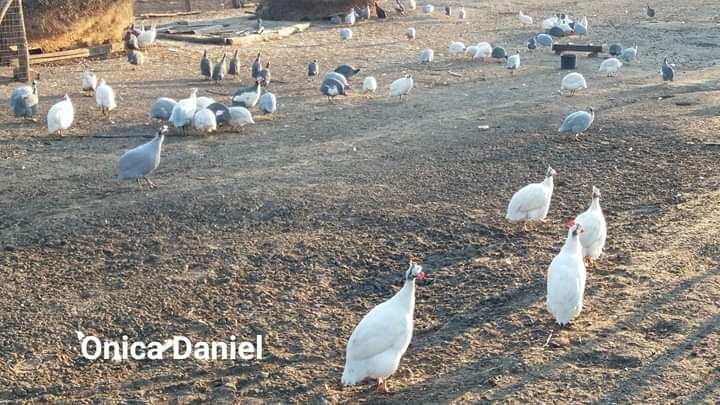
[376,379,389,393]
[584,257,595,268]
[574,133,582,141]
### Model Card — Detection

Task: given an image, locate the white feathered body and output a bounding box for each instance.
[449,41,466,56]
[389,76,413,97]
[547,230,586,325]
[117,135,164,180]
[519,11,533,25]
[363,76,378,93]
[82,70,97,92]
[137,25,157,48]
[506,176,554,222]
[341,281,417,385]
[228,107,255,127]
[561,72,587,94]
[575,198,607,259]
[47,97,74,134]
[340,28,353,40]
[233,85,261,108]
[96,81,116,110]
[473,42,492,60]
[196,96,215,111]
[194,108,217,132]
[420,48,434,63]
[599,58,623,75]
[259,92,277,114]
[506,54,520,70]
[169,92,197,128]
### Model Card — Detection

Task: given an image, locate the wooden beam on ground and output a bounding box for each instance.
[156,32,230,45]
[138,10,201,18]
[28,44,111,64]
[552,43,604,56]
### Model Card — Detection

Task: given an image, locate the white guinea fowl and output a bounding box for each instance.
[117,125,169,189]
[342,262,425,392]
[599,57,623,76]
[340,28,353,41]
[193,108,217,133]
[405,27,416,40]
[448,41,466,57]
[389,74,413,100]
[232,82,262,108]
[574,186,607,266]
[542,15,559,30]
[506,51,520,74]
[560,72,587,95]
[363,76,378,93]
[259,92,277,114]
[196,96,216,111]
[169,88,198,131]
[81,69,97,95]
[423,4,434,13]
[465,45,480,58]
[47,95,74,136]
[547,221,587,326]
[506,166,557,227]
[137,24,157,49]
[519,11,533,25]
[473,42,492,61]
[419,48,434,63]
[228,106,255,127]
[95,79,116,115]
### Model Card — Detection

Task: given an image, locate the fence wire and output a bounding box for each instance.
[0,0,30,82]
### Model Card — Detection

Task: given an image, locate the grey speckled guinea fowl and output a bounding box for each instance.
[10,80,39,120]
[559,107,595,140]
[200,49,212,79]
[536,34,553,47]
[212,52,226,83]
[149,97,177,124]
[320,78,347,100]
[334,64,361,79]
[661,57,674,81]
[206,102,231,124]
[228,50,239,76]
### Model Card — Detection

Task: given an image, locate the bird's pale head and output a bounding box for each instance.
[588,106,595,114]
[566,219,585,237]
[159,125,170,137]
[63,94,71,101]
[592,186,601,199]
[405,74,413,79]
[405,261,425,281]
[98,78,106,85]
[546,166,557,177]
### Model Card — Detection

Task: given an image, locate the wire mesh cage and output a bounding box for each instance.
[0,0,30,83]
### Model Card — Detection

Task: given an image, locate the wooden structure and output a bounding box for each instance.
[0,0,30,82]
[256,0,373,20]
[552,44,604,57]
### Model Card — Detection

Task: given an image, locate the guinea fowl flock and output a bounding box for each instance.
[7,1,669,394]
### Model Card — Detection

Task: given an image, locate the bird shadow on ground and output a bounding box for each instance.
[385,264,720,403]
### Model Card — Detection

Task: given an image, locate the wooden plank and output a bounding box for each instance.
[30,48,90,63]
[138,10,201,19]
[156,32,230,45]
[552,44,604,55]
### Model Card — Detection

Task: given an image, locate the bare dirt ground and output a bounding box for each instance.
[1,0,719,402]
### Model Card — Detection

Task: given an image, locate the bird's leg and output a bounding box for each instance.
[575,133,582,141]
[144,177,157,189]
[136,178,144,190]
[377,378,389,393]
[521,221,529,232]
